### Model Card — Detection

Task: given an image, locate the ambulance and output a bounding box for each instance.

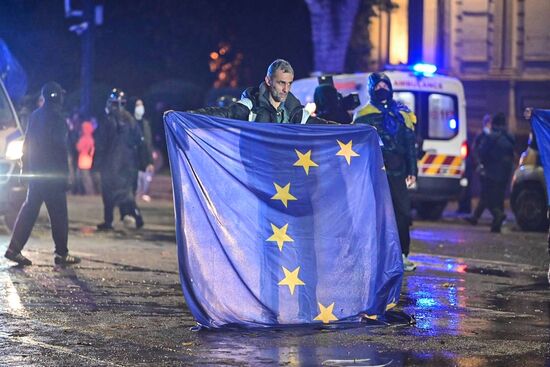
[291,64,468,220]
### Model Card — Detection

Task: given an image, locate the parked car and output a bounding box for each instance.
[510,110,548,231]
[0,78,26,230]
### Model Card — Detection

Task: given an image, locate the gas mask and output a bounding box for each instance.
[372,88,391,102]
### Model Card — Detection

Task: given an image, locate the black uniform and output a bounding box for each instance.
[468,129,491,221]
[478,120,515,232]
[94,108,146,228]
[7,83,70,257]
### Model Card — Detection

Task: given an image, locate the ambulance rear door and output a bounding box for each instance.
[388,71,468,220]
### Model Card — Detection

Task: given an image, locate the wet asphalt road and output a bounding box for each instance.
[0,195,549,366]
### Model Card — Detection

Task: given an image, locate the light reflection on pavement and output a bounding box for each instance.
[0,197,548,366]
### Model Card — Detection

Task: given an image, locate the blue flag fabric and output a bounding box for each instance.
[531,109,550,205]
[0,39,27,103]
[164,112,403,328]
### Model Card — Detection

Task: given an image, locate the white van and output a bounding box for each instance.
[0,79,26,229]
[292,67,468,220]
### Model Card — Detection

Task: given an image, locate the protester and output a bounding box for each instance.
[476,113,515,233]
[66,109,82,194]
[76,121,96,195]
[4,82,80,266]
[192,59,335,124]
[93,88,148,230]
[465,114,492,225]
[128,97,155,202]
[353,72,418,271]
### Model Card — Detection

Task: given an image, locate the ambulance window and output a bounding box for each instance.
[394,92,415,113]
[428,94,457,139]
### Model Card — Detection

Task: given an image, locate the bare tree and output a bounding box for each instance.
[305,0,361,73]
[347,0,396,72]
[306,0,397,74]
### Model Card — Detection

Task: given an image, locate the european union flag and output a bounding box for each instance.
[531,109,550,205]
[164,112,403,328]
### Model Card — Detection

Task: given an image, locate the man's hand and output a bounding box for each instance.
[523,107,533,120]
[406,175,416,188]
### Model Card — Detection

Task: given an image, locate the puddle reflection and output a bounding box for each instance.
[403,255,467,336]
[196,328,405,366]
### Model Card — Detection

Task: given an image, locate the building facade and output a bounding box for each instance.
[370,0,550,135]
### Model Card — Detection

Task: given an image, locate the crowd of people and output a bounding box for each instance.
[4,83,156,267]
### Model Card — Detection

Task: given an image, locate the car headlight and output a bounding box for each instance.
[5,140,24,160]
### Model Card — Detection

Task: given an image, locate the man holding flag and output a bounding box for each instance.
[164,60,405,327]
[193,59,333,125]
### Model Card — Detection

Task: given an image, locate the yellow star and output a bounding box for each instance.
[336,140,359,165]
[271,182,297,208]
[314,302,338,324]
[278,266,305,295]
[293,149,319,175]
[386,299,397,311]
[266,223,294,251]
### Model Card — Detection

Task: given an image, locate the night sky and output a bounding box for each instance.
[0,0,313,111]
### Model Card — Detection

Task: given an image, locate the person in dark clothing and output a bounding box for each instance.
[127,97,154,202]
[476,113,515,233]
[353,72,418,271]
[465,114,492,224]
[4,82,80,266]
[193,59,334,125]
[313,84,353,124]
[94,89,147,230]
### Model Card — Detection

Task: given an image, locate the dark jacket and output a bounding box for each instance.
[193,82,333,124]
[136,117,154,167]
[93,109,146,192]
[478,127,515,183]
[23,102,69,186]
[471,130,490,169]
[354,103,418,177]
[353,72,418,177]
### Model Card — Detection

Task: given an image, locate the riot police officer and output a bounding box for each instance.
[94,88,146,230]
[4,82,80,266]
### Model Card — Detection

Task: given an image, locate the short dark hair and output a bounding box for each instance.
[266,59,294,78]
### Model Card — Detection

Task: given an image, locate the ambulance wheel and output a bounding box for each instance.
[513,188,548,231]
[416,201,446,221]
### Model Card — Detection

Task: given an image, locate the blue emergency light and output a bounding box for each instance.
[412,63,437,76]
[448,118,457,130]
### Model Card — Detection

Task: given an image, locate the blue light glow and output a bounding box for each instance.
[412,63,437,75]
[448,118,457,130]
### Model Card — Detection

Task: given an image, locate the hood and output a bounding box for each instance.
[367,72,393,97]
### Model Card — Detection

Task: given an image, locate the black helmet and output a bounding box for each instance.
[107,88,126,104]
[41,81,65,105]
[106,88,126,113]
